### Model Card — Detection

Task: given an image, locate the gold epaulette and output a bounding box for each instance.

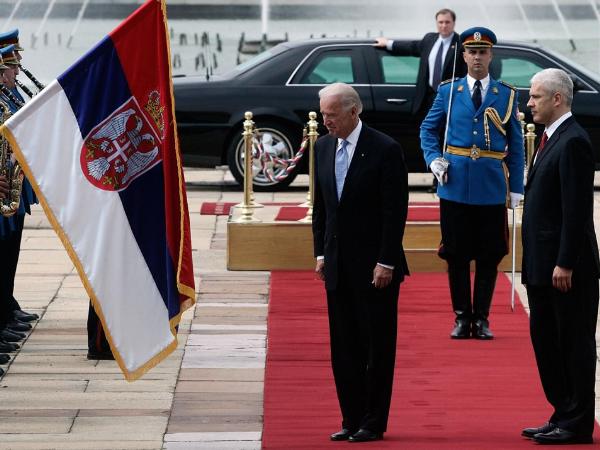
[498,80,517,91]
[439,77,460,86]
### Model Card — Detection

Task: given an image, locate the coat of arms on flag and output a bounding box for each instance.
[0,0,195,381]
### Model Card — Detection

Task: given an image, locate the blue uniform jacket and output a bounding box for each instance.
[0,90,37,239]
[420,76,524,205]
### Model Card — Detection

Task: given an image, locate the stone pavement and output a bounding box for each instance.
[0,168,598,450]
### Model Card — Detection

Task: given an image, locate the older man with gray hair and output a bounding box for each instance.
[521,68,600,445]
[313,82,409,442]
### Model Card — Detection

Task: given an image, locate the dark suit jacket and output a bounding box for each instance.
[522,116,600,286]
[391,32,467,115]
[312,124,409,292]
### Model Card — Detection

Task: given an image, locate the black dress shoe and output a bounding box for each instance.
[6,319,31,332]
[87,350,115,360]
[0,353,9,364]
[0,340,19,352]
[330,428,355,441]
[0,329,25,342]
[13,310,38,322]
[533,427,593,444]
[522,422,556,438]
[348,429,383,442]
[450,319,471,339]
[472,319,494,340]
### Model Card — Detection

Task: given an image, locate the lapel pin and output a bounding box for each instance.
[457,85,464,92]
[492,86,498,94]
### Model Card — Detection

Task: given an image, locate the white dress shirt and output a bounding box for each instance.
[533,111,573,164]
[467,74,490,103]
[427,34,453,88]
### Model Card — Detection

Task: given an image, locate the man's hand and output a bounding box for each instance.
[0,175,8,200]
[430,157,449,186]
[552,265,573,293]
[373,37,388,48]
[372,265,393,289]
[509,192,523,209]
[315,259,325,281]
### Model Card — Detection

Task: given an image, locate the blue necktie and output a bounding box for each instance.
[335,140,349,200]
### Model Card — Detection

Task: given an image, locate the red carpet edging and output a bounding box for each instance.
[262,271,598,449]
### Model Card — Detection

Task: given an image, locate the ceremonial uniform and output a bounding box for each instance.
[0,41,39,347]
[420,27,524,339]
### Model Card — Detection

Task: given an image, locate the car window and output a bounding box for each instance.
[490,56,546,88]
[299,53,354,84]
[379,55,419,84]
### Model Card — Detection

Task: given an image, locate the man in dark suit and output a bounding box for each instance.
[521,68,600,445]
[375,8,466,191]
[312,82,409,443]
[375,8,467,118]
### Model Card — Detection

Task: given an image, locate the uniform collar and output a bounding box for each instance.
[467,74,490,92]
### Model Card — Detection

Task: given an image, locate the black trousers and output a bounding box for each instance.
[326,280,399,433]
[87,301,110,354]
[0,214,24,328]
[527,277,599,436]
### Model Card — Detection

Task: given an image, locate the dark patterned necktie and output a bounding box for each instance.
[432,41,444,90]
[472,80,482,110]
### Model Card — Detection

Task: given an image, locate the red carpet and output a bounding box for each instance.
[201,201,439,221]
[263,271,599,449]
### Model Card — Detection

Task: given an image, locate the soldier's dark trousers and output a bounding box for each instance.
[447,257,498,322]
[0,214,24,325]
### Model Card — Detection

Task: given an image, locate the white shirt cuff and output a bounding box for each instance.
[377,262,394,270]
[386,40,394,51]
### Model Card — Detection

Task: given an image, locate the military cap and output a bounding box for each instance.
[460,27,497,48]
[0,45,19,65]
[0,55,7,70]
[0,29,23,51]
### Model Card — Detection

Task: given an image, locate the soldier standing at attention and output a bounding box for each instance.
[420,27,524,339]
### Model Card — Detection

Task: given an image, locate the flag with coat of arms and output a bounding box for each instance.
[0,0,195,381]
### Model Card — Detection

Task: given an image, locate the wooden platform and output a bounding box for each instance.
[227,206,522,272]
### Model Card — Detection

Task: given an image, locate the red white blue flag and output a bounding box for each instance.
[0,0,195,380]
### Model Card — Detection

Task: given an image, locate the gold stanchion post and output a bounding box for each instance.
[525,123,536,171]
[234,111,261,223]
[299,112,319,223]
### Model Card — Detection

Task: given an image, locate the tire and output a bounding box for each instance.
[227,121,300,192]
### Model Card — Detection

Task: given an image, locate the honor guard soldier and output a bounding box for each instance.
[0,43,39,350]
[420,27,524,339]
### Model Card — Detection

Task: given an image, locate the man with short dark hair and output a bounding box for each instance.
[420,27,524,340]
[375,8,466,191]
[521,68,599,445]
[313,82,409,443]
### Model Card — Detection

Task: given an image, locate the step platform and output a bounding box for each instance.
[227,205,522,272]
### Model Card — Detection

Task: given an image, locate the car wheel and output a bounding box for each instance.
[227,122,300,191]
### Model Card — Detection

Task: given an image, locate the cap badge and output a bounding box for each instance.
[474,32,482,41]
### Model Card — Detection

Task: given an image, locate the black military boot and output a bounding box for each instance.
[472,261,498,340]
[447,260,472,339]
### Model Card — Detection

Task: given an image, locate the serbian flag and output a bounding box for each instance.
[0,0,195,380]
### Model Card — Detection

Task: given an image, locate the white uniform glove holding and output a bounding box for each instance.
[509,192,523,209]
[430,157,449,186]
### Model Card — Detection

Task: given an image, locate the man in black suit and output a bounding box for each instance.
[313,82,409,443]
[375,8,466,191]
[374,8,467,118]
[521,68,600,445]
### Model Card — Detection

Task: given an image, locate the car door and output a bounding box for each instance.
[362,46,425,172]
[287,44,372,132]
[491,45,600,163]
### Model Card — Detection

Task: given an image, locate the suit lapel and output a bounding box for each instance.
[442,33,459,74]
[339,126,370,203]
[527,117,574,183]
[481,78,499,113]
[457,77,475,114]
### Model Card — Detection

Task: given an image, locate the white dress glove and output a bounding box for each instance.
[430,157,449,186]
[509,192,523,209]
